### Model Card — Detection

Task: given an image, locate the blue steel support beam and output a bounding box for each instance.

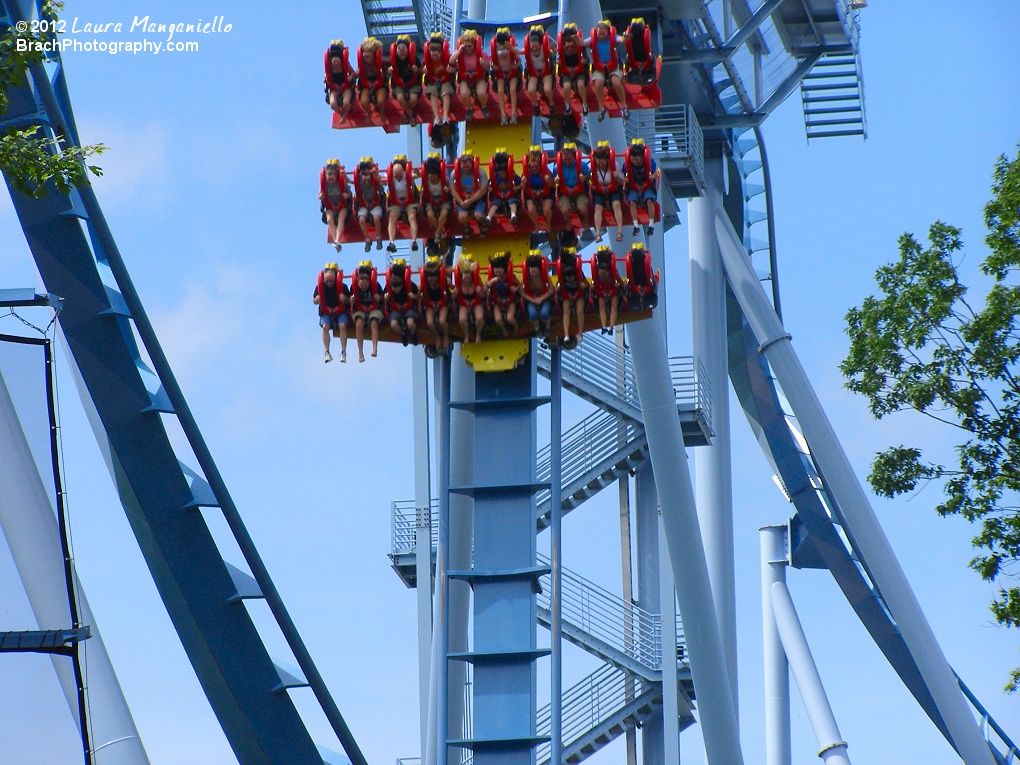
[716,211,996,765]
[449,356,545,765]
[726,298,949,740]
[3,166,322,765]
[2,4,365,762]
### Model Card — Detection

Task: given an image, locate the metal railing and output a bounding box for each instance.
[391,498,438,556]
[537,332,710,427]
[669,355,713,435]
[624,104,704,181]
[959,677,1018,765]
[539,332,640,412]
[535,664,653,763]
[535,410,645,509]
[418,0,452,36]
[536,554,662,672]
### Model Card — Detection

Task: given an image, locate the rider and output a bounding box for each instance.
[385,155,420,252]
[590,20,630,121]
[314,263,349,363]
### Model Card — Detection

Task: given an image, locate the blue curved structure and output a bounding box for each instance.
[0,3,364,764]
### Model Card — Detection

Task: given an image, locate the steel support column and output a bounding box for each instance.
[689,153,738,714]
[629,317,744,765]
[635,461,664,765]
[770,583,850,765]
[760,526,791,765]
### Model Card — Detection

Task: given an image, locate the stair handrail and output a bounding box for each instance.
[669,355,712,430]
[538,332,640,409]
[537,336,709,429]
[536,664,651,762]
[537,553,662,671]
[623,104,705,180]
[391,498,438,556]
[535,410,644,506]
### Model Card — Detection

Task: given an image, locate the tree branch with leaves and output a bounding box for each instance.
[0,0,104,196]
[842,143,1020,689]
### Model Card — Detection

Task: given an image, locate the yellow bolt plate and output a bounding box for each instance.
[460,338,530,372]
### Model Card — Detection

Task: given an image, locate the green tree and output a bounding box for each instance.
[1,2,103,196]
[842,143,1020,689]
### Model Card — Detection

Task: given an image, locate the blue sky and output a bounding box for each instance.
[1,1,1019,764]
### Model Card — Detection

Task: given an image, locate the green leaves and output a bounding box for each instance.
[0,128,104,197]
[1,1,104,196]
[843,144,1020,688]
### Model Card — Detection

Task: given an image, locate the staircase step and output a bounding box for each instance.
[812,56,858,67]
[801,82,861,92]
[805,117,864,127]
[802,93,862,104]
[804,106,862,116]
[804,69,858,79]
[806,129,865,138]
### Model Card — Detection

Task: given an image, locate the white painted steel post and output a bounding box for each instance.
[0,371,150,765]
[770,583,850,765]
[761,526,791,765]
[432,354,452,765]
[635,461,664,765]
[628,318,745,765]
[413,134,433,749]
[659,516,681,765]
[689,154,738,713]
[414,356,433,753]
[715,212,996,765]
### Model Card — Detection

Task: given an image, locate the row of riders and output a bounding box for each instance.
[319,142,660,253]
[325,19,657,126]
[313,247,659,362]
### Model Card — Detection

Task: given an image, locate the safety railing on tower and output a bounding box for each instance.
[535,410,647,522]
[536,553,663,673]
[623,104,705,199]
[669,355,713,436]
[535,663,659,765]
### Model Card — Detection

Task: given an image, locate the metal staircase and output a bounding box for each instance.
[360,0,423,40]
[800,53,867,139]
[535,665,666,765]
[388,338,708,761]
[536,335,712,445]
[389,510,697,765]
[535,554,664,681]
[535,410,647,530]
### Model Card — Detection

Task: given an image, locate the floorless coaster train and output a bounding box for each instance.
[316,20,664,362]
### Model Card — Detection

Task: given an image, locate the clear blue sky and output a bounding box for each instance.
[1,1,1019,763]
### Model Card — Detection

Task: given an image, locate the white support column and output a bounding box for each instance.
[629,318,744,765]
[659,516,681,765]
[761,526,791,765]
[635,461,664,765]
[428,356,452,765]
[414,347,432,753]
[0,371,150,765]
[770,583,850,765]
[716,212,996,765]
[689,151,738,717]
